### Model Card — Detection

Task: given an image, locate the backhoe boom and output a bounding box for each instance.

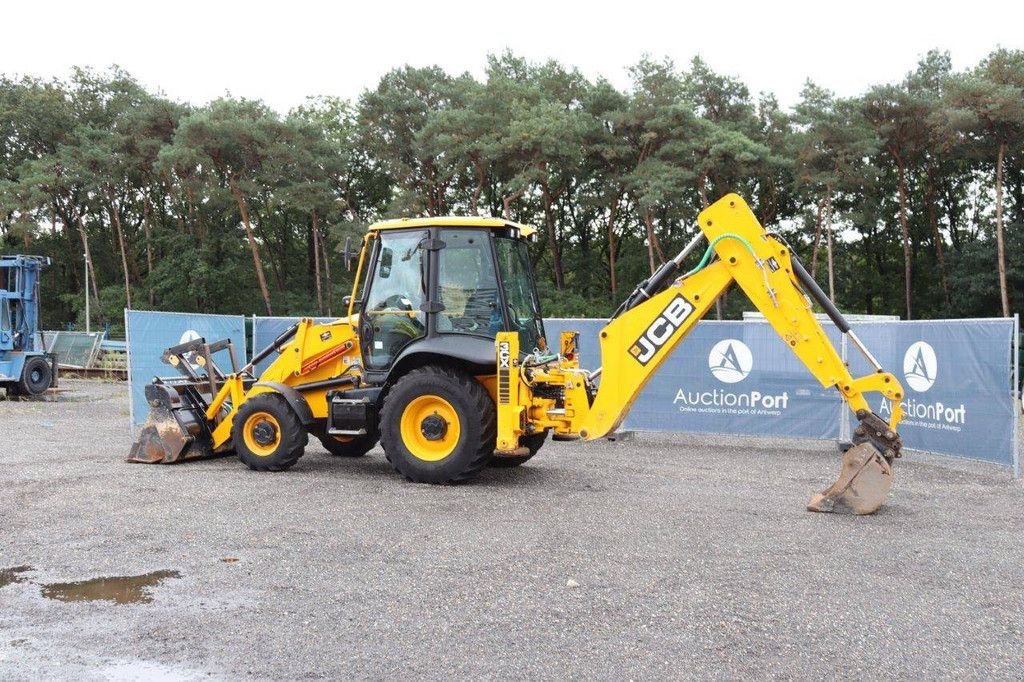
[496,194,905,514]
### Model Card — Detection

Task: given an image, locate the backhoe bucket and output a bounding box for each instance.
[127,383,215,464]
[807,442,893,515]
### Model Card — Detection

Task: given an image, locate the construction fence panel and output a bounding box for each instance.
[845,319,1017,469]
[125,310,247,431]
[44,331,104,368]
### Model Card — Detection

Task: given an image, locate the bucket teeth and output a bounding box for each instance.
[807,442,893,515]
[127,421,190,463]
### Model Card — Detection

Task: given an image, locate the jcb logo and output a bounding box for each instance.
[628,295,694,366]
[498,341,511,369]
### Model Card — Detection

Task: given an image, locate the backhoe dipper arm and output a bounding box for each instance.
[575,194,904,514]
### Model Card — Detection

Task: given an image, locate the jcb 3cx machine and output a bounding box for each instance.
[129,195,904,514]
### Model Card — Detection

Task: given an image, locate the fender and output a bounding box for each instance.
[364,334,497,386]
[252,381,316,428]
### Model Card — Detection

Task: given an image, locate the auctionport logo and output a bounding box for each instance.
[708,339,753,384]
[178,329,202,370]
[903,341,937,392]
[879,340,966,431]
[673,337,788,414]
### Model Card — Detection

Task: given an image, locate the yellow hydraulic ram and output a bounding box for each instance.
[496,194,904,514]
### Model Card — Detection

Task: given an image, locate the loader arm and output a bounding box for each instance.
[497,194,905,514]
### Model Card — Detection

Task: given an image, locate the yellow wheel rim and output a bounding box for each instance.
[242,411,282,457]
[399,395,461,462]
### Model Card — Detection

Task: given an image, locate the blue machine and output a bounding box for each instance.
[0,255,57,397]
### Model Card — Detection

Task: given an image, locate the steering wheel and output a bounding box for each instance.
[377,294,414,311]
[450,316,479,332]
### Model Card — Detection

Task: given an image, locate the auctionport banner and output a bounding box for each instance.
[547,317,1018,470]
[125,310,247,430]
[544,319,844,440]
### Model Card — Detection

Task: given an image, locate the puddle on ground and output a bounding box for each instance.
[40,570,181,604]
[0,565,32,588]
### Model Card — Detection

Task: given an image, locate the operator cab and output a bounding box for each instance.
[354,218,545,381]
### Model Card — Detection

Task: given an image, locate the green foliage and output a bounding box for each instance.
[1,51,1023,336]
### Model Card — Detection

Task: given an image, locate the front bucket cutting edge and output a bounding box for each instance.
[127,419,194,463]
[807,443,893,515]
[126,383,215,464]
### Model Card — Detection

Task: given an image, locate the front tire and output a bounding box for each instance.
[18,356,52,397]
[379,366,496,483]
[232,394,308,471]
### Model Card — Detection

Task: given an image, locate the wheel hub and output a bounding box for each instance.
[420,413,448,441]
[252,420,278,446]
[400,394,461,462]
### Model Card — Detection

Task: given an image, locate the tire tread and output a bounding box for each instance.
[232,394,307,472]
[379,365,496,483]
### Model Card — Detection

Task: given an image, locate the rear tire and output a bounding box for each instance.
[232,394,308,471]
[318,433,378,458]
[490,430,548,468]
[18,356,51,397]
[379,365,496,483]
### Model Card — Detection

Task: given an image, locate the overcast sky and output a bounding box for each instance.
[4,0,1022,112]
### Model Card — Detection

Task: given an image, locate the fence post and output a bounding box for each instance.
[839,331,850,444]
[1014,314,1020,477]
[250,314,256,364]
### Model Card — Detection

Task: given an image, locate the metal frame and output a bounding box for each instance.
[44,330,103,368]
[125,308,133,432]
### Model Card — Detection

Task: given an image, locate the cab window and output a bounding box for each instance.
[437,230,501,337]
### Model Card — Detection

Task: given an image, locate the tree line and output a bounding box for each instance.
[1,49,1022,332]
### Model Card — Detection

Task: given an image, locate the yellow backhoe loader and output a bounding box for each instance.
[128,194,904,514]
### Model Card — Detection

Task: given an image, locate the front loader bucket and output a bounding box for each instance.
[807,443,893,515]
[127,383,215,464]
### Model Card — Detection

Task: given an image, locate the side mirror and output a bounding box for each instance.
[379,247,393,279]
[342,295,361,313]
[341,237,356,272]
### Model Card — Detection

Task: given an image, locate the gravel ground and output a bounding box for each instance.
[1,379,1023,680]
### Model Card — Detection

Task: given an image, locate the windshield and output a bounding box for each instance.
[495,237,544,352]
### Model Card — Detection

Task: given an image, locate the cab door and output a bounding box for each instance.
[358,230,429,370]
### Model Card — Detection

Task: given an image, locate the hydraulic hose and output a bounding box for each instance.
[683,234,758,277]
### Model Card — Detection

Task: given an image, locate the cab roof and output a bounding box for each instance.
[367,216,537,239]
